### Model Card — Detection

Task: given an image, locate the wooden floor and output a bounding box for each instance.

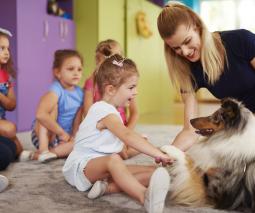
[138,102,220,125]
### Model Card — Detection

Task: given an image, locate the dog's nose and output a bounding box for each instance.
[190,119,196,126]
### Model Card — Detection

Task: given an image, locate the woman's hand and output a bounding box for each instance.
[172,128,198,151]
[172,91,199,151]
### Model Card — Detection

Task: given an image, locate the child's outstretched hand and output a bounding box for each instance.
[155,154,174,167]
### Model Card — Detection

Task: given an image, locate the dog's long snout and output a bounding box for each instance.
[190,118,197,127]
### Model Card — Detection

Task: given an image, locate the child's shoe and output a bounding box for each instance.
[144,167,170,213]
[38,151,57,163]
[87,180,108,199]
[0,175,9,192]
[19,150,34,161]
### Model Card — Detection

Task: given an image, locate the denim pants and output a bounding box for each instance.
[0,136,16,171]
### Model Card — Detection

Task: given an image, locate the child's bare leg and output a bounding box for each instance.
[35,106,58,153]
[0,120,16,139]
[0,120,23,156]
[35,122,51,153]
[85,154,153,203]
[49,141,73,158]
[31,141,73,160]
[106,165,155,194]
[33,107,58,162]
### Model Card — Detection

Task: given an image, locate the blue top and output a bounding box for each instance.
[50,81,84,134]
[191,29,255,112]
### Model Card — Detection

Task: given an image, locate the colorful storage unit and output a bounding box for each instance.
[0,0,75,131]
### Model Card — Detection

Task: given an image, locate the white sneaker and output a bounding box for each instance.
[19,150,34,161]
[87,180,108,199]
[0,175,9,192]
[144,167,170,213]
[38,151,57,163]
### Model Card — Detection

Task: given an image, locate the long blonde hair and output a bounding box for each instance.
[157,2,227,92]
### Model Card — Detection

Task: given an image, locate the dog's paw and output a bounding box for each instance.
[160,145,185,162]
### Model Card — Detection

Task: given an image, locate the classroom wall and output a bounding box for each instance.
[98,0,125,48]
[126,0,174,114]
[74,0,175,115]
[164,0,200,12]
[74,0,125,84]
[74,0,99,84]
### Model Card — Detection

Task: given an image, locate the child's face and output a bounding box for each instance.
[55,56,83,89]
[0,36,10,66]
[112,75,138,107]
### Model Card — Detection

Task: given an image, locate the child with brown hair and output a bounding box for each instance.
[0,27,23,192]
[20,49,84,163]
[63,54,173,213]
[83,39,140,159]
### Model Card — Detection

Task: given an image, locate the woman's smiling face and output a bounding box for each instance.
[164,24,201,62]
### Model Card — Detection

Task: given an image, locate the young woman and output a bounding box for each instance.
[157,2,255,151]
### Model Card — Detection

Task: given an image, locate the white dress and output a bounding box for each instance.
[62,101,124,191]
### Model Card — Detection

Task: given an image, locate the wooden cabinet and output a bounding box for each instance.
[0,0,75,131]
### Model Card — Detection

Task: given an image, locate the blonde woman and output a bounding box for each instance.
[157,2,255,151]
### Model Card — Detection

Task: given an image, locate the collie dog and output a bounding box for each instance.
[161,98,255,211]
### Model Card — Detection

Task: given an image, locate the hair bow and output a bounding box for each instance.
[0,28,12,37]
[112,59,124,67]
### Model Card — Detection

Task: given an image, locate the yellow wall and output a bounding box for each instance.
[74,0,99,84]
[74,0,125,83]
[74,0,176,116]
[126,0,175,114]
[98,0,125,48]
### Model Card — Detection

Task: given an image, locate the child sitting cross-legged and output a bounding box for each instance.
[63,54,173,213]
[20,49,84,163]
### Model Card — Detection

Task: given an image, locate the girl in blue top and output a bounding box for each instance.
[21,50,84,163]
[157,2,255,151]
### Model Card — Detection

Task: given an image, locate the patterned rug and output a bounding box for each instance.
[0,125,241,213]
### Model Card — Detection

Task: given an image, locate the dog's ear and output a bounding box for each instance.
[221,98,241,125]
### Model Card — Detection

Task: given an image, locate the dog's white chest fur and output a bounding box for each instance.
[188,115,255,170]
[160,99,255,209]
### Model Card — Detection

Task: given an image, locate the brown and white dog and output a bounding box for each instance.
[161,98,255,211]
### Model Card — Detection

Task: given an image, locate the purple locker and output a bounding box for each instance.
[0,0,75,131]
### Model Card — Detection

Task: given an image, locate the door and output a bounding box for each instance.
[16,0,52,131]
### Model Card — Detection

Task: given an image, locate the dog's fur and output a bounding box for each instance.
[161,98,255,211]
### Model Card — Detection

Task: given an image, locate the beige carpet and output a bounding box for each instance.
[0,125,242,213]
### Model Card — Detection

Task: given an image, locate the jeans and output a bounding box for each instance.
[0,136,16,171]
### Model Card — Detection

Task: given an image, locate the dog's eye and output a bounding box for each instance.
[211,114,222,124]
